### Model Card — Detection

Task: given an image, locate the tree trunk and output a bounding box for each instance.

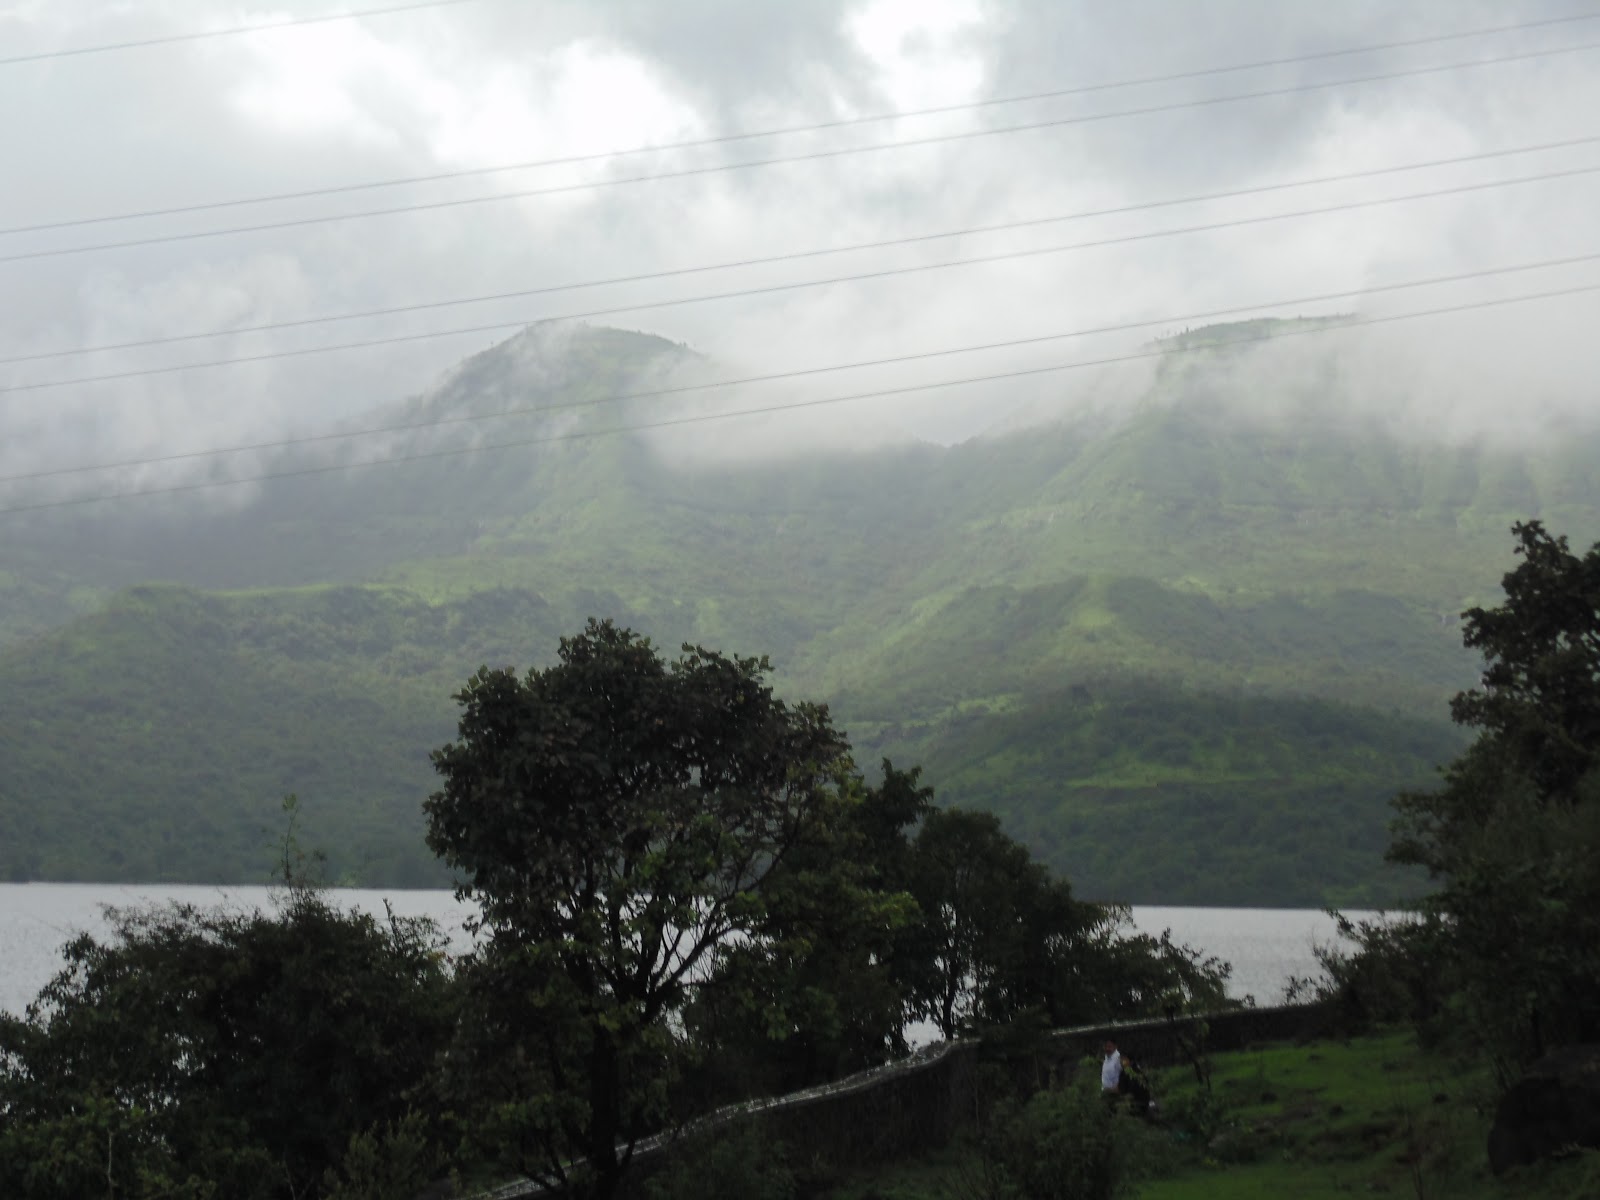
[585,1034,623,1200]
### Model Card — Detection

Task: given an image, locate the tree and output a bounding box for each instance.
[900,808,1226,1039]
[1448,519,1600,799]
[423,620,859,1198]
[905,807,1053,1038]
[676,761,926,1103]
[0,891,455,1200]
[1390,521,1600,1078]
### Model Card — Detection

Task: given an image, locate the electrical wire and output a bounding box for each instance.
[7,37,1600,265]
[6,8,1599,234]
[4,252,1598,491]
[5,280,1596,517]
[0,0,502,68]
[7,133,1596,368]
[7,160,1598,394]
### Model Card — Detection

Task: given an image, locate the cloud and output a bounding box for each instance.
[0,0,1598,502]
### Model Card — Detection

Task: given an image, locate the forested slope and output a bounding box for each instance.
[2,321,1595,900]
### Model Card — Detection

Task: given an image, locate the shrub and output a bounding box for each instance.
[0,892,456,1200]
[972,1080,1139,1200]
[644,1122,797,1200]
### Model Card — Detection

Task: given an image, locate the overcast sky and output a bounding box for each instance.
[2,0,1599,496]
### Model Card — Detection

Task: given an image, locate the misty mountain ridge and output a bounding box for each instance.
[3,320,1596,902]
[10,317,1595,549]
[386,323,699,431]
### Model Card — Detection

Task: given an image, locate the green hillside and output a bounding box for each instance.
[2,320,1595,900]
[865,682,1463,905]
[0,577,1463,904]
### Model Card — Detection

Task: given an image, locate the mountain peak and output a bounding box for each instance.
[413,323,698,423]
[1152,314,1357,352]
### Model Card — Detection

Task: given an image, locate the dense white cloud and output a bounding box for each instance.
[1,0,1598,488]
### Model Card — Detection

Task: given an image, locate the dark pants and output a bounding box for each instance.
[1120,1074,1152,1116]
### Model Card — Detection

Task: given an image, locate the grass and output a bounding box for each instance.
[821,1031,1600,1200]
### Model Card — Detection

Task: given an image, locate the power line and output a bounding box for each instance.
[5,250,1598,487]
[7,37,1600,265]
[5,280,1597,518]
[7,160,1598,394]
[6,9,1599,235]
[8,133,1596,368]
[0,0,500,68]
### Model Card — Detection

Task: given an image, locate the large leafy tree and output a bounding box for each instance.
[424,619,860,1198]
[0,890,454,1200]
[1391,521,1600,1077]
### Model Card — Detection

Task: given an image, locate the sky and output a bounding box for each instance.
[2,0,1599,498]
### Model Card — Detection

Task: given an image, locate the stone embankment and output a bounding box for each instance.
[473,1001,1330,1199]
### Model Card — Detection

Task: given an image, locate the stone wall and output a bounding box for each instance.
[479,1001,1330,1198]
[734,1002,1330,1173]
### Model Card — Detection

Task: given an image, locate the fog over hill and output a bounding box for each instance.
[1,321,1595,901]
[6,1,1600,483]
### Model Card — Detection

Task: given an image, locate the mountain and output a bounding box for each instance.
[2,320,1595,901]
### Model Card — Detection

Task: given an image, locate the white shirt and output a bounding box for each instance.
[1101,1050,1122,1091]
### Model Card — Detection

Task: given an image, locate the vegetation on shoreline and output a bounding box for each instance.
[0,623,1229,1199]
[2,520,1595,1197]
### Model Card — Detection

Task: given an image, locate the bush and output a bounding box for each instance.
[323,1112,451,1200]
[1158,1083,1230,1148]
[1286,910,1454,1042]
[970,1080,1139,1200]
[0,891,457,1200]
[644,1122,797,1200]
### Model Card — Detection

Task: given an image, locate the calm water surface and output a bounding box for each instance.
[0,884,1368,1018]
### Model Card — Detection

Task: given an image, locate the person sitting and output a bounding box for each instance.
[1119,1051,1154,1117]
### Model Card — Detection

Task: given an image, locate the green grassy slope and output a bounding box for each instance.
[0,575,1460,896]
[817,574,1476,722]
[3,321,1598,896]
[0,584,580,884]
[827,1031,1600,1200]
[864,683,1462,905]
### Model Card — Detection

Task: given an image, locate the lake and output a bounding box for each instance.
[0,883,1366,1019]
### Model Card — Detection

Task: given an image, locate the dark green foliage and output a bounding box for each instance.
[678,762,926,1103]
[0,890,455,1199]
[644,1124,798,1200]
[968,1080,1141,1200]
[875,683,1462,905]
[1285,911,1454,1045]
[1392,752,1600,1080]
[676,764,1226,1110]
[0,610,1252,1197]
[1449,520,1600,799]
[424,620,870,1197]
[424,624,1230,1193]
[1389,522,1600,1082]
[902,807,1093,1038]
[911,806,1236,1031]
[0,1093,217,1200]
[0,584,575,885]
[1068,921,1231,1026]
[322,1112,449,1200]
